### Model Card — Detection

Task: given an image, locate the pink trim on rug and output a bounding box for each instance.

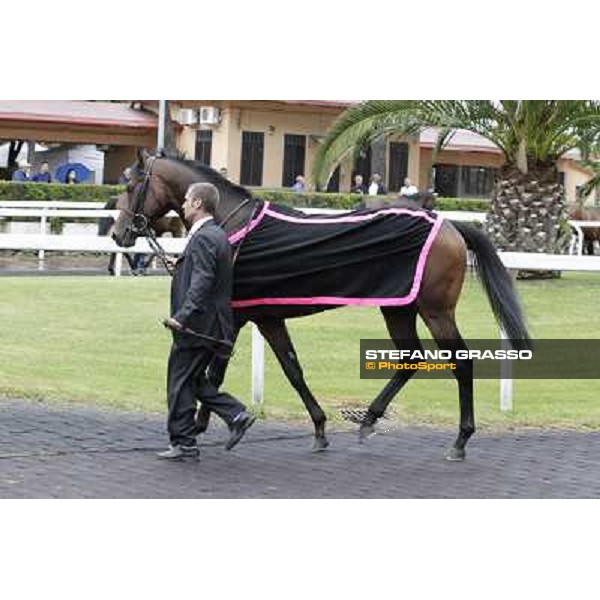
[227,201,270,245]
[264,206,438,225]
[230,214,445,308]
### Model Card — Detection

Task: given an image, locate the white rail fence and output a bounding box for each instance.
[2,201,600,412]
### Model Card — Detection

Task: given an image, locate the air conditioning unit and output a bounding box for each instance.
[199,106,221,125]
[178,108,198,126]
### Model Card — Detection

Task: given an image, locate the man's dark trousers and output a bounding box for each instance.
[167,343,244,447]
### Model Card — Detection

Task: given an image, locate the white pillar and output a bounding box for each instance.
[114,253,123,277]
[157,100,167,150]
[251,323,265,406]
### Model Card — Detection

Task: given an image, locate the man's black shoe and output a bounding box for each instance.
[225,412,256,451]
[157,444,199,461]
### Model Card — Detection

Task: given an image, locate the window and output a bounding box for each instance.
[282,134,306,187]
[240,131,264,186]
[352,146,372,184]
[434,164,459,197]
[460,166,495,197]
[388,142,409,192]
[434,164,496,198]
[326,165,341,193]
[195,130,212,165]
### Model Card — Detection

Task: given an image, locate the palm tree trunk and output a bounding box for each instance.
[486,173,569,254]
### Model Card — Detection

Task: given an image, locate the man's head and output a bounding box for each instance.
[183,182,220,224]
[295,175,305,184]
[404,177,412,186]
[123,167,132,180]
[40,162,49,174]
[372,173,381,183]
[354,175,363,185]
[18,160,30,172]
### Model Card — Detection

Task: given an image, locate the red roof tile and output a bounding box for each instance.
[0,101,157,129]
[277,100,358,108]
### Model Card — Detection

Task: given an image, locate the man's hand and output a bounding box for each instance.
[162,317,183,332]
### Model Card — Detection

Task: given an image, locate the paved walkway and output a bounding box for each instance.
[1,398,599,498]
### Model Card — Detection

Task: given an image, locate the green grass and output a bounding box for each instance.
[1,273,600,430]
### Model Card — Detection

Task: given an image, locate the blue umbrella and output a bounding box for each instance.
[55,162,92,184]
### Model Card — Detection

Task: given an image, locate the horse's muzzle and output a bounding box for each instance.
[112,229,136,248]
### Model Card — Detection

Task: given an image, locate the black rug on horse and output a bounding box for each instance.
[228,202,443,308]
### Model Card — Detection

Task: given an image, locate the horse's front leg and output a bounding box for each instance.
[256,318,329,452]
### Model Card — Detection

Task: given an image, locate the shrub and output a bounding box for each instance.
[252,189,489,212]
[0,181,125,202]
[0,181,489,212]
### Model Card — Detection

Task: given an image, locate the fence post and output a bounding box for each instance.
[499,326,513,412]
[499,268,517,412]
[38,212,47,270]
[251,323,265,406]
[114,253,123,277]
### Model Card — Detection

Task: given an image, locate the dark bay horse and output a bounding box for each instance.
[113,152,531,461]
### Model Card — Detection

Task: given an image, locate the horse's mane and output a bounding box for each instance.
[162,151,253,199]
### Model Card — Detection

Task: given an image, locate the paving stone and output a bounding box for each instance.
[1,398,600,498]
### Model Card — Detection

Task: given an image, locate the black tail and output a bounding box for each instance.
[451,221,532,350]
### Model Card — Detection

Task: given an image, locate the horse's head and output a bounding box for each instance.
[112,150,180,248]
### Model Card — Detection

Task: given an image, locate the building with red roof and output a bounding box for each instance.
[0,100,592,199]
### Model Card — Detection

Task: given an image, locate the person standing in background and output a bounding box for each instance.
[351,174,367,194]
[400,177,419,197]
[368,173,386,196]
[32,162,52,183]
[11,160,31,182]
[65,169,78,184]
[291,175,306,193]
[118,167,132,185]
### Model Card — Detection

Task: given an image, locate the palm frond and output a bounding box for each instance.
[313,100,600,187]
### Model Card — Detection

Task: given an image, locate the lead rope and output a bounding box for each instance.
[144,226,175,277]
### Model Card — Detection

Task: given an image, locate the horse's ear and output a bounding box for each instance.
[136,148,151,168]
[115,193,130,210]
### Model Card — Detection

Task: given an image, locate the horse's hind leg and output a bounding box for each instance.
[360,307,422,440]
[419,308,474,461]
[256,318,329,452]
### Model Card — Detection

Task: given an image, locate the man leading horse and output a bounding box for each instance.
[158,182,255,461]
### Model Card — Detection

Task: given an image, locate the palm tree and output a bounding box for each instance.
[313,100,600,253]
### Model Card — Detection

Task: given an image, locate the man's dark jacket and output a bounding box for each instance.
[171,220,234,349]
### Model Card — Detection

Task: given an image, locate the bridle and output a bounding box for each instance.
[125,155,176,276]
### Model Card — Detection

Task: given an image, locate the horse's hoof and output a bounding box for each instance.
[359,424,376,443]
[445,447,466,461]
[312,436,329,452]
